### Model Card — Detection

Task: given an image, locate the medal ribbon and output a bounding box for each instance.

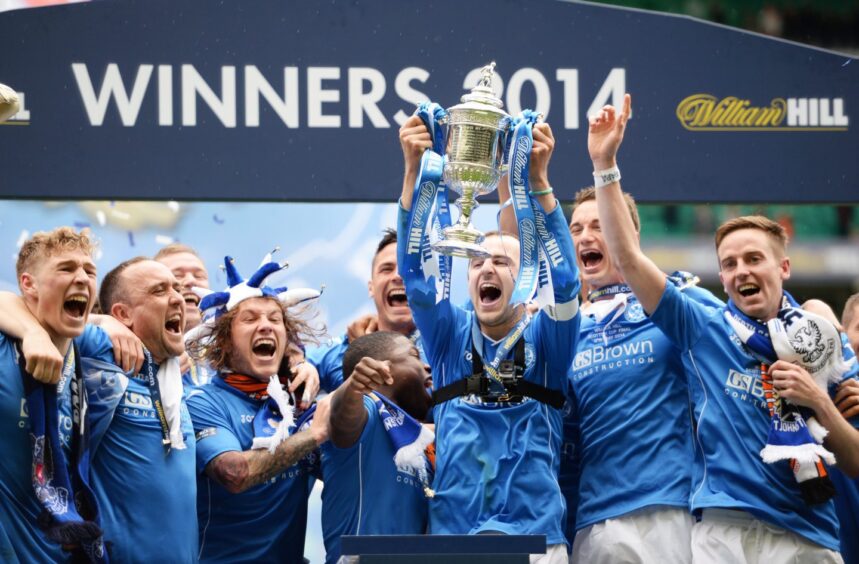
[141,349,172,452]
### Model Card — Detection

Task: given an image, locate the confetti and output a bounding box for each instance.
[167,201,180,213]
[73,221,91,229]
[155,234,174,246]
[96,210,107,226]
[128,232,135,247]
[15,230,29,249]
[213,214,225,224]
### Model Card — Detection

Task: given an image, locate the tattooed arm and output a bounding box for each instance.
[204,396,330,494]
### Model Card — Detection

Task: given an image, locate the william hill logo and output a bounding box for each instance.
[676,94,849,131]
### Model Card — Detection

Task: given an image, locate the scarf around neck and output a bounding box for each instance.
[724,291,853,504]
[18,343,107,562]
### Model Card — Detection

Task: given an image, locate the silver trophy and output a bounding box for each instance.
[431,63,511,259]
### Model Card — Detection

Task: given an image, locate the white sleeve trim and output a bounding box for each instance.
[544,297,580,321]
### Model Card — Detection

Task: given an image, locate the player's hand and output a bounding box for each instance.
[309,395,331,446]
[97,315,145,374]
[588,93,631,171]
[770,360,828,410]
[347,357,393,395]
[834,379,859,419]
[529,122,555,189]
[289,361,320,410]
[400,115,432,176]
[21,328,64,384]
[347,314,379,342]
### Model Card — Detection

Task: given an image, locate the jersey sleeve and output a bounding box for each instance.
[538,202,581,323]
[533,203,582,380]
[186,390,243,471]
[397,202,466,366]
[648,280,720,352]
[74,324,115,364]
[307,336,347,392]
[327,395,378,454]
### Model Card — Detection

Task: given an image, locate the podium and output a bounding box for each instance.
[340,534,546,563]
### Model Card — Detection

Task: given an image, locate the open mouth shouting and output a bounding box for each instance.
[478,282,503,308]
[63,294,89,320]
[386,288,408,309]
[579,249,605,273]
[165,313,183,336]
[251,337,278,360]
[182,291,201,309]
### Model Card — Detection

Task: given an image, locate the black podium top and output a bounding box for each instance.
[340,534,546,563]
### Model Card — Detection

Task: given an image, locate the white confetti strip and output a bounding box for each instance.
[155,234,174,246]
[96,210,107,226]
[15,230,29,249]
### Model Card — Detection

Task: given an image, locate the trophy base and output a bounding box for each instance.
[432,239,490,259]
[432,226,490,259]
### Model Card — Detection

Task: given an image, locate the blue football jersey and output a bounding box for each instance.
[570,293,693,530]
[558,396,580,549]
[186,376,311,563]
[397,203,581,546]
[650,282,859,551]
[320,395,428,563]
[78,326,198,563]
[0,332,73,563]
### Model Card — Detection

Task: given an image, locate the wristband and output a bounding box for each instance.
[529,187,553,196]
[593,166,621,188]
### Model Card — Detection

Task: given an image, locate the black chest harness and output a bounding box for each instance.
[431,338,565,409]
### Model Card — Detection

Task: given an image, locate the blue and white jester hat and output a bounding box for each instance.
[191,247,323,322]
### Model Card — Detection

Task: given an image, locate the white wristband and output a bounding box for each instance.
[593,166,621,188]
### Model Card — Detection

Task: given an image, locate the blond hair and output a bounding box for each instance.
[154,243,201,261]
[16,227,96,288]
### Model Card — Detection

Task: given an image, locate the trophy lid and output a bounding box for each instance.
[448,62,509,119]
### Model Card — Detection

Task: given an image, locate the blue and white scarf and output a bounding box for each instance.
[724,291,854,504]
[368,391,435,496]
[19,344,107,562]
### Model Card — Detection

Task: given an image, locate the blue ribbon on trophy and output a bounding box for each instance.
[412,101,453,304]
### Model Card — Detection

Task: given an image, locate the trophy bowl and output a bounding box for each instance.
[431,63,511,259]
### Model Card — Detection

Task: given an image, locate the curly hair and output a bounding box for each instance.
[187,296,324,372]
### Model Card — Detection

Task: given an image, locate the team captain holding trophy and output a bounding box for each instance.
[397,63,582,562]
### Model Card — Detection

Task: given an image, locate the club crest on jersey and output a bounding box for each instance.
[624,303,645,323]
[524,343,536,368]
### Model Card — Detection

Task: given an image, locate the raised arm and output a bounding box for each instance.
[329,357,393,448]
[498,122,557,234]
[204,396,330,494]
[590,94,666,314]
[399,115,432,211]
